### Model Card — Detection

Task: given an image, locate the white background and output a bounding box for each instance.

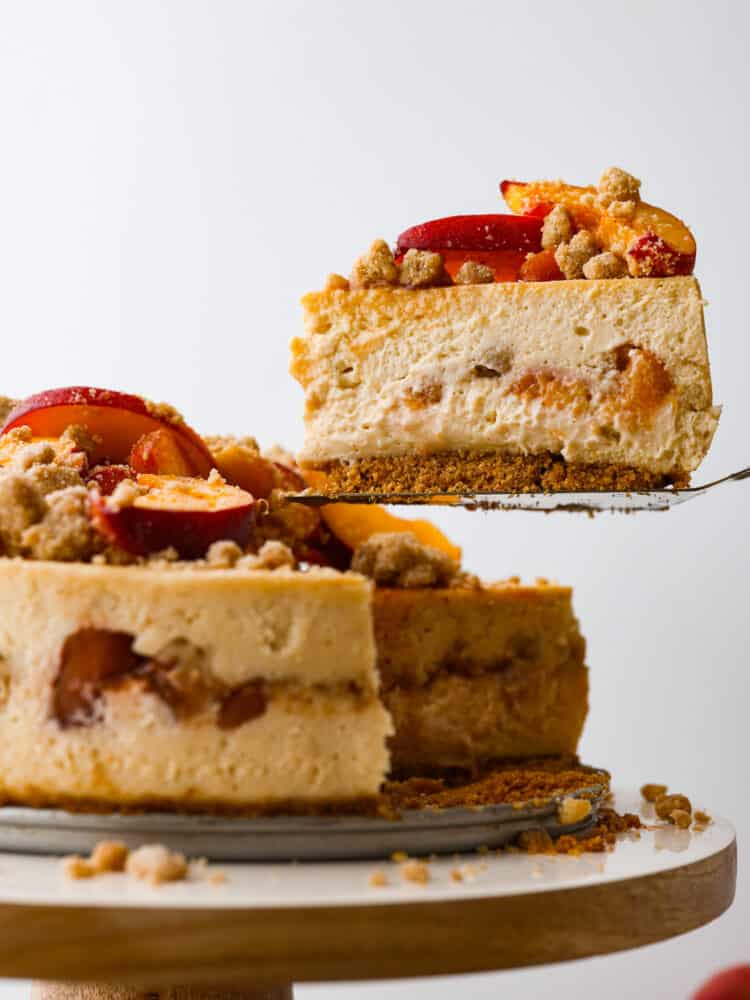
[0,1,746,996]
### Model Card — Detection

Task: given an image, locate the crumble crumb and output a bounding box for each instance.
[454,261,495,284]
[558,796,592,826]
[62,856,97,879]
[23,487,99,562]
[0,474,46,555]
[401,860,430,884]
[107,478,144,510]
[695,809,712,825]
[450,868,464,882]
[582,251,628,280]
[90,840,129,872]
[351,532,461,588]
[206,539,244,568]
[655,793,692,821]
[350,239,399,288]
[554,231,600,279]
[640,783,668,803]
[325,273,351,292]
[541,205,574,250]
[608,199,638,220]
[238,539,296,571]
[398,249,448,288]
[126,844,188,885]
[143,399,187,428]
[368,870,389,888]
[391,850,408,863]
[62,839,129,879]
[670,809,692,829]
[518,829,554,853]
[0,397,18,425]
[597,166,641,208]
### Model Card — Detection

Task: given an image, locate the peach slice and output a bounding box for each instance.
[396,214,542,254]
[129,428,201,477]
[90,474,256,558]
[2,387,214,475]
[501,179,696,277]
[54,628,142,726]
[85,464,133,496]
[302,470,462,563]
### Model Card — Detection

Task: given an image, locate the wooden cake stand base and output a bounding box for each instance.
[0,792,735,998]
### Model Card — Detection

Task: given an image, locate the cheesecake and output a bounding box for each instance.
[0,559,389,812]
[0,383,589,813]
[291,167,720,493]
[349,531,588,772]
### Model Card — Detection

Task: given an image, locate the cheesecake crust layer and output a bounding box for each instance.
[312,450,689,494]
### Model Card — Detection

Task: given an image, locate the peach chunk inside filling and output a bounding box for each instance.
[53,628,268,729]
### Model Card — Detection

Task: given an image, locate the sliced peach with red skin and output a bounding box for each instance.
[302,470,462,563]
[501,179,696,277]
[90,473,256,559]
[2,387,214,475]
[396,214,542,254]
[85,464,133,496]
[128,428,201,477]
[54,629,141,726]
[518,249,564,282]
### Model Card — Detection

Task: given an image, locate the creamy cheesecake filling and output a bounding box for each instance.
[292,277,720,477]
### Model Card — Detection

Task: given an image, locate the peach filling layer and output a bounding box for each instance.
[52,628,365,730]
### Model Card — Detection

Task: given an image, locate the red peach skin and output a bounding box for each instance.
[501,179,696,277]
[2,387,214,475]
[397,214,542,255]
[90,474,256,559]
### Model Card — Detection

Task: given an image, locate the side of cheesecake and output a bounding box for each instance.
[373,581,588,771]
[0,560,391,812]
[293,277,718,492]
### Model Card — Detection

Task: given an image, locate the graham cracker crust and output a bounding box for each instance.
[0,756,604,818]
[313,451,690,494]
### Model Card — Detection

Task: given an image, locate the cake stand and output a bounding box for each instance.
[0,791,734,1000]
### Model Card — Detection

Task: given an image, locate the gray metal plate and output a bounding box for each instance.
[0,779,607,861]
[286,466,750,513]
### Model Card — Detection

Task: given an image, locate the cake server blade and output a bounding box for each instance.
[285,465,750,513]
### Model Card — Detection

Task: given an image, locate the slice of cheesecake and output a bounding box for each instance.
[291,167,719,493]
[0,559,390,812]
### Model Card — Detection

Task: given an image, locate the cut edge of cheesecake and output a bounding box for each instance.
[292,277,720,491]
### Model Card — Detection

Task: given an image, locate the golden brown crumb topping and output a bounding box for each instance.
[541,205,574,250]
[554,231,600,279]
[398,249,449,288]
[351,532,463,588]
[454,260,495,284]
[582,251,629,280]
[597,166,641,208]
[351,239,400,289]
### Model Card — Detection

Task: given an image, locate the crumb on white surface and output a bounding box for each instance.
[125,844,188,885]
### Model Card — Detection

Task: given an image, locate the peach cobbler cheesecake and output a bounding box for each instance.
[291,167,719,493]
[0,384,589,812]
